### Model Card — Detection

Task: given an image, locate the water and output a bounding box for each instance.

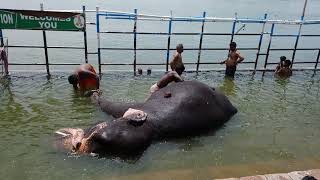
[1,0,320,179]
[0,71,320,179]
[1,0,320,72]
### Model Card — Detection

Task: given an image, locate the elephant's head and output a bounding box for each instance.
[54,109,153,156]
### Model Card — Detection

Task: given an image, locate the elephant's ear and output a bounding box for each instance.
[123,108,147,126]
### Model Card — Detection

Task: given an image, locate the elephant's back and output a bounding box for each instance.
[143,80,237,138]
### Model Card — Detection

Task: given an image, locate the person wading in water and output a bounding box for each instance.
[220,42,244,78]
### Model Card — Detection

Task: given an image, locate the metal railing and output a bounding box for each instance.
[1,0,319,76]
[95,1,320,75]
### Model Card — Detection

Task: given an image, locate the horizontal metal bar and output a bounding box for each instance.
[8,63,82,65]
[99,62,256,65]
[8,45,84,49]
[99,31,261,36]
[269,48,319,51]
[99,47,258,51]
[203,32,262,36]
[267,61,316,65]
[272,34,298,37]
[292,61,317,64]
[49,9,320,25]
[301,34,320,37]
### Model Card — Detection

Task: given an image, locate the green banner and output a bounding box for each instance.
[0,9,85,31]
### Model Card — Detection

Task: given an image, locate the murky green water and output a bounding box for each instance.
[0,71,320,179]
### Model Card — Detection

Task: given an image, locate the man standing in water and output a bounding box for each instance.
[68,64,100,94]
[170,44,185,76]
[220,42,244,78]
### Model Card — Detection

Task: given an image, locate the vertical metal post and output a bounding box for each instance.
[41,3,50,77]
[4,38,9,75]
[196,11,206,74]
[133,9,137,76]
[0,29,4,47]
[230,13,237,44]
[264,23,275,71]
[96,7,101,75]
[166,11,173,72]
[82,6,88,63]
[291,0,308,67]
[314,49,320,73]
[253,13,268,74]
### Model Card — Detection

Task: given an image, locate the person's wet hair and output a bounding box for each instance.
[176,44,184,52]
[284,59,292,67]
[280,56,286,62]
[302,175,318,180]
[230,41,237,47]
[68,74,78,85]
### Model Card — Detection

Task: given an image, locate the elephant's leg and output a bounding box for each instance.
[91,92,144,118]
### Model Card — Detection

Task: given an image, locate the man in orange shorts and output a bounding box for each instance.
[68,64,100,94]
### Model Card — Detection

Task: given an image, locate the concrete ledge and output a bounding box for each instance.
[217,169,320,180]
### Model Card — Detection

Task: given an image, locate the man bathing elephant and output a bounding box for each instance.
[55,80,237,156]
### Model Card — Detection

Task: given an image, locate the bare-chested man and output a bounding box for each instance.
[68,64,100,94]
[170,44,185,76]
[275,60,292,78]
[220,42,244,78]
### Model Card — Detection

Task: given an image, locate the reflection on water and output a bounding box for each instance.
[0,71,320,180]
[219,76,236,96]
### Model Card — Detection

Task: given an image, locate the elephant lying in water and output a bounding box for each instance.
[54,80,237,156]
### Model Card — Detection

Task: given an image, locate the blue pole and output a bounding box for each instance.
[292,0,308,68]
[96,7,102,75]
[291,15,305,68]
[314,49,320,73]
[196,11,206,74]
[253,13,268,73]
[133,9,137,76]
[264,23,275,71]
[83,6,88,63]
[230,14,237,43]
[166,11,173,72]
[0,29,3,47]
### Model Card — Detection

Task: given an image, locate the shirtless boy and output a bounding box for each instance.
[170,44,185,76]
[220,42,244,78]
[275,60,292,78]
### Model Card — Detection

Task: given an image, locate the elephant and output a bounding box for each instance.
[54,80,238,157]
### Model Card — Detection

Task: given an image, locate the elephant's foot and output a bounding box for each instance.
[123,108,147,126]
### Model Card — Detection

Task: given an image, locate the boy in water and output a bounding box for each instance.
[275,60,292,78]
[170,44,185,76]
[275,56,286,72]
[68,64,100,94]
[220,42,244,78]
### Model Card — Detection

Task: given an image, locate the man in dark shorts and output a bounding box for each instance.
[220,42,244,78]
[170,44,185,76]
